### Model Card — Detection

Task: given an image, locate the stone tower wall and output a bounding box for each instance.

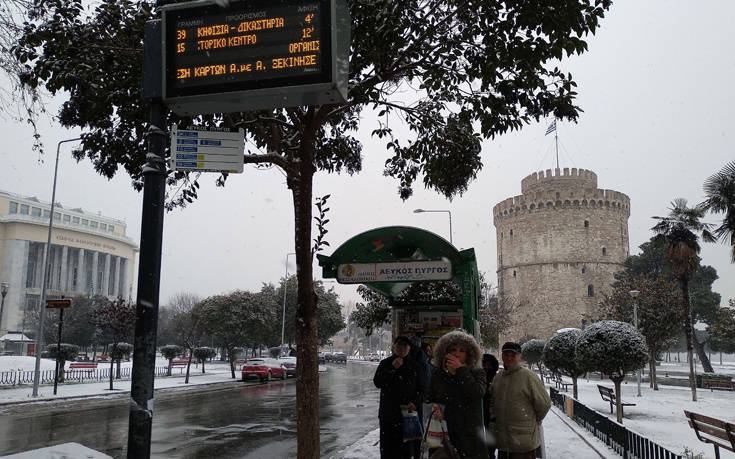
[493,167,630,341]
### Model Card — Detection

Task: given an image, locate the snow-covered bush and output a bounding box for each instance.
[193,347,216,373]
[521,339,545,372]
[543,329,584,399]
[47,343,79,382]
[575,321,648,423]
[161,344,183,376]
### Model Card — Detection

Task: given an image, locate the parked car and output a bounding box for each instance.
[332,352,347,363]
[318,352,326,364]
[242,358,286,382]
[367,353,380,362]
[279,356,297,378]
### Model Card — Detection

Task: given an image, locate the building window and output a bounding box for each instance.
[72,216,80,224]
[54,212,61,221]
[90,221,98,229]
[109,225,115,232]
[602,247,607,256]
[25,294,40,311]
[31,207,41,217]
[82,219,89,226]
[584,220,589,228]
[72,267,78,289]
[20,204,29,215]
[9,202,18,213]
[588,285,595,297]
[63,214,71,223]
[100,223,107,231]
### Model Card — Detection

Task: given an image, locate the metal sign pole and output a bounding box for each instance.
[53,308,64,395]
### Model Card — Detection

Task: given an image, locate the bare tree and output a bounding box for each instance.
[165,292,202,383]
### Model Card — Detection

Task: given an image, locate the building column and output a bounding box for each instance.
[120,258,130,301]
[76,249,85,293]
[101,253,111,296]
[60,246,69,292]
[0,240,29,335]
[91,252,99,294]
[113,257,121,297]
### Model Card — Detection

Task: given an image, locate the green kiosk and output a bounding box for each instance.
[317,226,482,346]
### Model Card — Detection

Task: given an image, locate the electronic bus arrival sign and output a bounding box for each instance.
[161,0,349,115]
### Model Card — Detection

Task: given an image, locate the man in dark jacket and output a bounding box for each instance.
[374,335,426,458]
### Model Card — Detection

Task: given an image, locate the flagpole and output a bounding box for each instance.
[555,126,559,169]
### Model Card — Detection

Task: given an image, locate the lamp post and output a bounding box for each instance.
[32,137,81,397]
[281,253,296,350]
[0,282,8,335]
[413,209,452,244]
[629,289,641,397]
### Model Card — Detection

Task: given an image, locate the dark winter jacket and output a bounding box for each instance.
[428,366,488,459]
[373,354,426,424]
[490,363,551,453]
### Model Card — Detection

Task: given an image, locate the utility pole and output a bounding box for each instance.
[127,9,168,457]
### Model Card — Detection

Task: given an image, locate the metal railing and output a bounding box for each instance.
[0,366,175,387]
[550,387,683,459]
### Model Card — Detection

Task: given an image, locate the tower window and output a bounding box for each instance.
[513,270,516,278]
[510,229,513,236]
[588,285,595,297]
[584,220,589,228]
[602,247,607,256]
[581,266,586,274]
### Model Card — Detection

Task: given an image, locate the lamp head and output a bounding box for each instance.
[413,209,424,213]
[629,289,640,299]
[1,282,8,296]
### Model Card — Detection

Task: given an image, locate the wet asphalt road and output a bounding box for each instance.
[0,361,380,458]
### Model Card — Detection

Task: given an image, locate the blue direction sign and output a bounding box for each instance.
[169,126,244,173]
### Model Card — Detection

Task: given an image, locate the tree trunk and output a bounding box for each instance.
[292,138,319,459]
[613,378,623,424]
[167,359,172,377]
[650,358,658,390]
[185,345,193,384]
[691,332,714,373]
[202,358,206,374]
[109,355,115,390]
[116,359,121,379]
[572,376,578,400]
[680,279,697,401]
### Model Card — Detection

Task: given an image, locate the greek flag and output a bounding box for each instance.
[545,119,557,136]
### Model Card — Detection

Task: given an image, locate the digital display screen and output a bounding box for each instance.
[164,0,331,99]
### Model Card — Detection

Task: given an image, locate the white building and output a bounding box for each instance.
[0,190,138,338]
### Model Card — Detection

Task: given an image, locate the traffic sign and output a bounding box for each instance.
[46,299,72,309]
[169,126,244,173]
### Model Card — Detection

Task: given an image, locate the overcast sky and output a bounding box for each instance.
[1,2,733,310]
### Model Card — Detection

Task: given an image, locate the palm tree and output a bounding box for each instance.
[701,160,735,262]
[652,199,715,401]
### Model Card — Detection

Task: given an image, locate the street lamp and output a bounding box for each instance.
[32,137,81,397]
[629,289,641,397]
[413,209,453,244]
[281,252,296,350]
[0,282,8,335]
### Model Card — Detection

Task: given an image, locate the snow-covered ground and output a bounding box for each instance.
[2,356,734,458]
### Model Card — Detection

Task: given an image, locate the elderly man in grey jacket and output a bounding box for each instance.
[490,342,551,459]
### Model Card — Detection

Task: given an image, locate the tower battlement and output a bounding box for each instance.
[521,168,597,194]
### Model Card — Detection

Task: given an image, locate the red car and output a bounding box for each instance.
[242,358,286,382]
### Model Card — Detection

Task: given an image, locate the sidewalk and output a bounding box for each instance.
[337,406,615,458]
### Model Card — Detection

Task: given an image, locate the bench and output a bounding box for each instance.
[171,359,190,367]
[554,374,572,392]
[597,385,635,415]
[69,362,98,370]
[702,378,735,392]
[684,411,735,459]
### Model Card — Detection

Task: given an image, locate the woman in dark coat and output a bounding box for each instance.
[428,330,488,459]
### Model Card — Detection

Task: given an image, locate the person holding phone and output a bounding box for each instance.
[427,330,488,459]
[374,335,426,458]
